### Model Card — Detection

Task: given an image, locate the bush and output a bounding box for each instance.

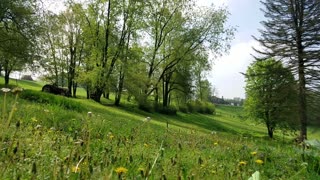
[178,104,189,113]
[157,105,177,115]
[184,101,215,114]
[20,90,85,112]
[138,101,154,112]
[204,102,215,114]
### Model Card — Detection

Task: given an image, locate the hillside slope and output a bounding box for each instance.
[0,78,319,179]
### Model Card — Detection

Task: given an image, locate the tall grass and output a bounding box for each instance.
[0,82,319,179]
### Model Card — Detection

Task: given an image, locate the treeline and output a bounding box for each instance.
[0,0,234,112]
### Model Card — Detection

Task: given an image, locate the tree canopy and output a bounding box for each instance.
[244,59,298,138]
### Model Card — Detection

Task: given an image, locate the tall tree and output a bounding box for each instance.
[137,0,233,108]
[244,59,298,138]
[0,0,39,85]
[254,0,320,140]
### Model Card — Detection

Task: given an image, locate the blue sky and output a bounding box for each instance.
[199,0,265,99]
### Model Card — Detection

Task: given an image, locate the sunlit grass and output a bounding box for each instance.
[0,80,319,179]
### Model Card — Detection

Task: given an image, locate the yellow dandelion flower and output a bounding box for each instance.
[109,135,114,140]
[115,167,128,175]
[255,159,264,164]
[72,166,81,173]
[138,167,145,172]
[214,142,218,146]
[239,161,247,166]
[251,151,257,156]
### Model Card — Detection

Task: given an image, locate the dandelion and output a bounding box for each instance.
[251,151,257,156]
[1,88,11,93]
[145,117,151,122]
[255,159,264,165]
[11,87,23,94]
[115,167,128,175]
[239,161,247,166]
[138,167,145,177]
[109,134,114,140]
[72,166,81,173]
[214,142,218,146]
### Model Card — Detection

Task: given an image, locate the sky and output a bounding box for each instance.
[198,0,265,99]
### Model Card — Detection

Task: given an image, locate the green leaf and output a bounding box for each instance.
[248,171,260,180]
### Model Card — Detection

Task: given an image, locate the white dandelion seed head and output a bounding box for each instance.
[1,88,11,93]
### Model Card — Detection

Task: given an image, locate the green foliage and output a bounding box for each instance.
[156,105,177,115]
[19,90,85,112]
[244,59,298,138]
[184,101,215,114]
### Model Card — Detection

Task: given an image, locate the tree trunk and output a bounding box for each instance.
[298,59,307,141]
[73,82,77,98]
[86,85,90,99]
[163,78,169,107]
[267,126,273,138]
[4,70,10,86]
[91,88,103,102]
[115,70,124,106]
[297,24,308,141]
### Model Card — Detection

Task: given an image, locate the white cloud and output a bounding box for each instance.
[208,40,261,99]
[196,0,228,7]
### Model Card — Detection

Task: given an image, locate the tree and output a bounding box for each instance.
[244,59,298,138]
[254,0,320,140]
[136,0,233,109]
[0,0,39,85]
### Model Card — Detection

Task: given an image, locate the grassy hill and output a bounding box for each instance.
[0,78,319,179]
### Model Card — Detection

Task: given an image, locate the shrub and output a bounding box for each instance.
[204,102,215,114]
[186,102,196,113]
[178,104,189,113]
[138,101,154,112]
[185,101,215,114]
[20,90,85,112]
[157,105,177,115]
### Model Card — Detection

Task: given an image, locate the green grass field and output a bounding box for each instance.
[0,77,319,179]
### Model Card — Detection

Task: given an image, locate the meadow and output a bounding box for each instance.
[0,78,319,179]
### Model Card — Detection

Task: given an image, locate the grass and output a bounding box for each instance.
[0,77,319,179]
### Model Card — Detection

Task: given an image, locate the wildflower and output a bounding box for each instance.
[109,135,114,140]
[138,167,144,171]
[115,167,128,175]
[72,166,81,173]
[239,161,247,166]
[214,142,218,146]
[255,159,264,164]
[12,87,23,94]
[145,117,151,122]
[31,117,37,122]
[1,88,11,93]
[251,151,257,156]
[138,167,145,176]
